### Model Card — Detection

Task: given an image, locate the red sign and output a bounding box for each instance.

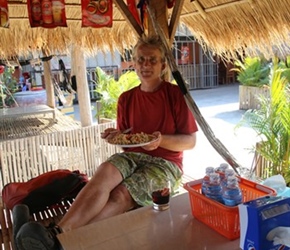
[0,0,9,28]
[82,0,112,28]
[27,0,67,28]
[126,0,141,26]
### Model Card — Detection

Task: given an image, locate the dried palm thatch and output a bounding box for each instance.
[3,0,139,59]
[2,0,290,60]
[180,0,290,60]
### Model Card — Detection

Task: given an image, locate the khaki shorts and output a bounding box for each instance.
[107,152,183,206]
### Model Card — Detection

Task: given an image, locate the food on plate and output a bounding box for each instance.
[107,132,155,145]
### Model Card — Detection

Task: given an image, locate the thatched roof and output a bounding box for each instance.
[2,0,290,60]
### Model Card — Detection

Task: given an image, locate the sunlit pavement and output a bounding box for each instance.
[183,83,258,179]
[73,83,259,180]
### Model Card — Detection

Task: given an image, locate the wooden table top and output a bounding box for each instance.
[0,105,55,119]
[0,107,81,141]
[57,193,241,250]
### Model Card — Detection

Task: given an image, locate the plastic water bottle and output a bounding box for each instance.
[201,166,215,195]
[221,168,236,188]
[216,162,229,186]
[216,162,229,173]
[205,173,223,203]
[222,176,242,206]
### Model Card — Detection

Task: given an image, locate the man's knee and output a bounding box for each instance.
[109,185,136,209]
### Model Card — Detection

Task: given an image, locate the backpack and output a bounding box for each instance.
[2,169,89,214]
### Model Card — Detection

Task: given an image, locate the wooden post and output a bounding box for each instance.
[71,45,93,127]
[147,0,171,81]
[43,59,55,108]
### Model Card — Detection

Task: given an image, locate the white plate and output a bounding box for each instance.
[107,135,158,148]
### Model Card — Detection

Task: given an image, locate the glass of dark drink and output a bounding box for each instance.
[150,179,171,211]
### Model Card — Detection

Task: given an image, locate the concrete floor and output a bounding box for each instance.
[73,83,259,179]
[183,83,258,179]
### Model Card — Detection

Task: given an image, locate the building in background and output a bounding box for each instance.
[18,25,223,102]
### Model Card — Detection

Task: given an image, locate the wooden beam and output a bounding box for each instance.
[147,0,168,38]
[181,0,252,17]
[113,0,143,37]
[192,0,206,19]
[169,0,185,44]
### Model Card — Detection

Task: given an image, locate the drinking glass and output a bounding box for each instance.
[150,179,171,211]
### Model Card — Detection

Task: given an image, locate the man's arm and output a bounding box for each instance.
[142,132,196,151]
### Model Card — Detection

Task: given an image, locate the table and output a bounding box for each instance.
[0,105,56,121]
[57,193,241,250]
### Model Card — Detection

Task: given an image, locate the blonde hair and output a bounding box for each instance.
[132,36,167,63]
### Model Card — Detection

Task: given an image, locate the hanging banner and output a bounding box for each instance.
[27,0,67,28]
[167,0,175,9]
[0,0,9,28]
[137,0,147,30]
[126,0,141,27]
[82,0,112,28]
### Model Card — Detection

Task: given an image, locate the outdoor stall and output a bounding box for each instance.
[0,0,289,249]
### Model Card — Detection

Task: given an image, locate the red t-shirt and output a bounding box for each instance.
[117,81,198,169]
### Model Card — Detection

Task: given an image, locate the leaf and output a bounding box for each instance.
[236,57,290,180]
[94,67,140,120]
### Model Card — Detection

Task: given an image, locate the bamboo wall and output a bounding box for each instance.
[0,122,122,189]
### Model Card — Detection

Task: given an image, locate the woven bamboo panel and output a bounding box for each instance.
[0,122,122,189]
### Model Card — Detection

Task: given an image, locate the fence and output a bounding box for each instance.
[0,122,122,189]
[177,63,218,89]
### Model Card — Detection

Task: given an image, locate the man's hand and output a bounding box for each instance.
[142,132,161,151]
[101,128,119,140]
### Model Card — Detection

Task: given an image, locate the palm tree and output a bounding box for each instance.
[236,57,290,183]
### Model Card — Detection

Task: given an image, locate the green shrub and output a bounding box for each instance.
[95,67,140,120]
[232,57,271,87]
[0,67,18,108]
[236,57,290,182]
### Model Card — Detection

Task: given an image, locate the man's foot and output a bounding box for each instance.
[12,204,30,249]
[15,221,63,250]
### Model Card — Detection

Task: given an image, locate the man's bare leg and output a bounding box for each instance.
[86,184,138,224]
[58,162,123,232]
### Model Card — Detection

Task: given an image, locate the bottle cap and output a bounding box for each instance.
[227,175,238,185]
[216,162,229,173]
[209,173,220,183]
[205,166,215,174]
[225,168,235,177]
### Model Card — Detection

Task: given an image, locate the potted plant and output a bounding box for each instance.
[232,57,271,110]
[94,67,140,123]
[236,57,290,183]
[0,66,19,108]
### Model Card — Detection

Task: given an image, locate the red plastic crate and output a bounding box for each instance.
[184,176,276,240]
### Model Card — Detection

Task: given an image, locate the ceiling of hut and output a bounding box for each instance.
[2,0,290,60]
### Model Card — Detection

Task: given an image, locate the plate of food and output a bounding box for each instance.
[107,132,158,148]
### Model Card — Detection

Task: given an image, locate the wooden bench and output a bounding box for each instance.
[0,197,76,250]
[0,173,195,250]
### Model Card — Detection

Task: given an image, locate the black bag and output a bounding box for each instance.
[2,169,88,214]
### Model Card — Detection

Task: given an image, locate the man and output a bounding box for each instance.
[15,36,198,250]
